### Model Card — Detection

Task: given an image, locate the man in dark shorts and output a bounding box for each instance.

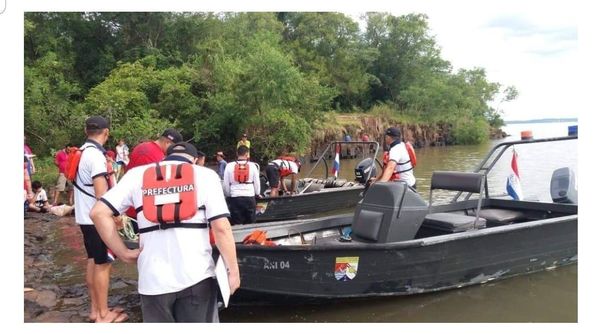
[91,142,240,322]
[265,157,300,197]
[74,116,128,323]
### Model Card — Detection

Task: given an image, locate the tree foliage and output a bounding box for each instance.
[24,12,517,157]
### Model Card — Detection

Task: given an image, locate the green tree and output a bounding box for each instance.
[280,12,378,110]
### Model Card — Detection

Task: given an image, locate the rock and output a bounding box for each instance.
[35,290,57,308]
[111,280,129,290]
[24,299,46,320]
[24,289,39,302]
[62,297,85,306]
[35,310,73,323]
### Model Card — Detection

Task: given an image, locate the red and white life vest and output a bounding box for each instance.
[383,142,416,181]
[141,163,198,225]
[233,160,252,184]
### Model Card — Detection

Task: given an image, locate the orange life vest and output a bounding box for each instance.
[141,163,198,225]
[382,142,416,181]
[405,141,417,168]
[67,145,114,198]
[65,146,84,182]
[233,160,252,184]
[242,230,276,246]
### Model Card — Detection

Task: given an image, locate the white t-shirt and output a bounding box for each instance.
[34,189,48,207]
[388,141,416,187]
[101,160,230,295]
[271,159,299,174]
[115,144,129,164]
[223,160,261,197]
[74,141,108,225]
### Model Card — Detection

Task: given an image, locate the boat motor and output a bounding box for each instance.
[550,167,577,204]
[355,158,377,184]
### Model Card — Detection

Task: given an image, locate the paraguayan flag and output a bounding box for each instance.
[506,149,524,200]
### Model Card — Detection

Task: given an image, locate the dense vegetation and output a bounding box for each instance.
[25,12,517,161]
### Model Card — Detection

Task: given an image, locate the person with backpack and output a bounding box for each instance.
[90,142,240,322]
[71,116,128,323]
[223,145,260,225]
[372,127,417,189]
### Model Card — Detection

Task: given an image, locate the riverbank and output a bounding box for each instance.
[24,212,141,323]
[308,113,507,157]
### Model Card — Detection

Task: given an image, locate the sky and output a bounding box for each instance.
[344,1,579,121]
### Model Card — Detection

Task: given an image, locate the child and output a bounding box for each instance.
[29,181,52,213]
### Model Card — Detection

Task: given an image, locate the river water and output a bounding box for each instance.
[45,122,577,323]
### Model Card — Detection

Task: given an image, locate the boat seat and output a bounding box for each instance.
[424,171,487,234]
[466,208,527,226]
[424,213,486,232]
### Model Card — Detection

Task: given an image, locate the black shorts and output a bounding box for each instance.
[226,196,257,225]
[265,164,280,188]
[79,224,113,265]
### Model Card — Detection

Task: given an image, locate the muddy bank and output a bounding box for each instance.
[309,114,507,157]
[24,212,141,323]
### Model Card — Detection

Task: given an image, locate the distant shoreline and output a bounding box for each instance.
[504,118,578,125]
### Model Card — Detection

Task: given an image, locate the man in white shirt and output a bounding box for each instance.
[375,127,416,188]
[223,145,260,225]
[265,157,300,197]
[74,116,127,323]
[90,142,240,322]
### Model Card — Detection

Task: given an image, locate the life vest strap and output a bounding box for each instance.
[135,205,206,213]
[154,163,164,181]
[73,180,96,199]
[138,222,208,234]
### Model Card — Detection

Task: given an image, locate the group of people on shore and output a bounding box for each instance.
[42,115,308,323]
[24,115,415,323]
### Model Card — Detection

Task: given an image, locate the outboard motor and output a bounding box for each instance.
[354,158,377,184]
[550,167,577,204]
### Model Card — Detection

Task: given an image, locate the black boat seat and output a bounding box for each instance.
[466,208,526,226]
[425,171,487,234]
[424,213,486,232]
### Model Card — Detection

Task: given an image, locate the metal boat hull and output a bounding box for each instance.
[255,186,364,222]
[232,214,576,302]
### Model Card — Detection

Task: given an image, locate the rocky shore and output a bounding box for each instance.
[24,212,141,322]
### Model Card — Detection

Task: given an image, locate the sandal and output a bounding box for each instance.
[89,307,125,322]
[95,309,129,323]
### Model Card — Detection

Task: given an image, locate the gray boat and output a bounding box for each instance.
[231,135,578,302]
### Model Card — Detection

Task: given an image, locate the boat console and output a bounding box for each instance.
[351,182,428,243]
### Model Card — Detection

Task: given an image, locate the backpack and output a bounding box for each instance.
[233,161,251,184]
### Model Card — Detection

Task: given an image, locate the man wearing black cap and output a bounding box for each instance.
[74,115,128,322]
[91,142,240,323]
[373,127,416,188]
[127,128,183,171]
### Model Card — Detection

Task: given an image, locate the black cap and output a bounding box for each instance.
[197,150,206,158]
[385,127,401,138]
[161,128,183,143]
[166,142,198,158]
[242,133,248,137]
[85,116,110,130]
